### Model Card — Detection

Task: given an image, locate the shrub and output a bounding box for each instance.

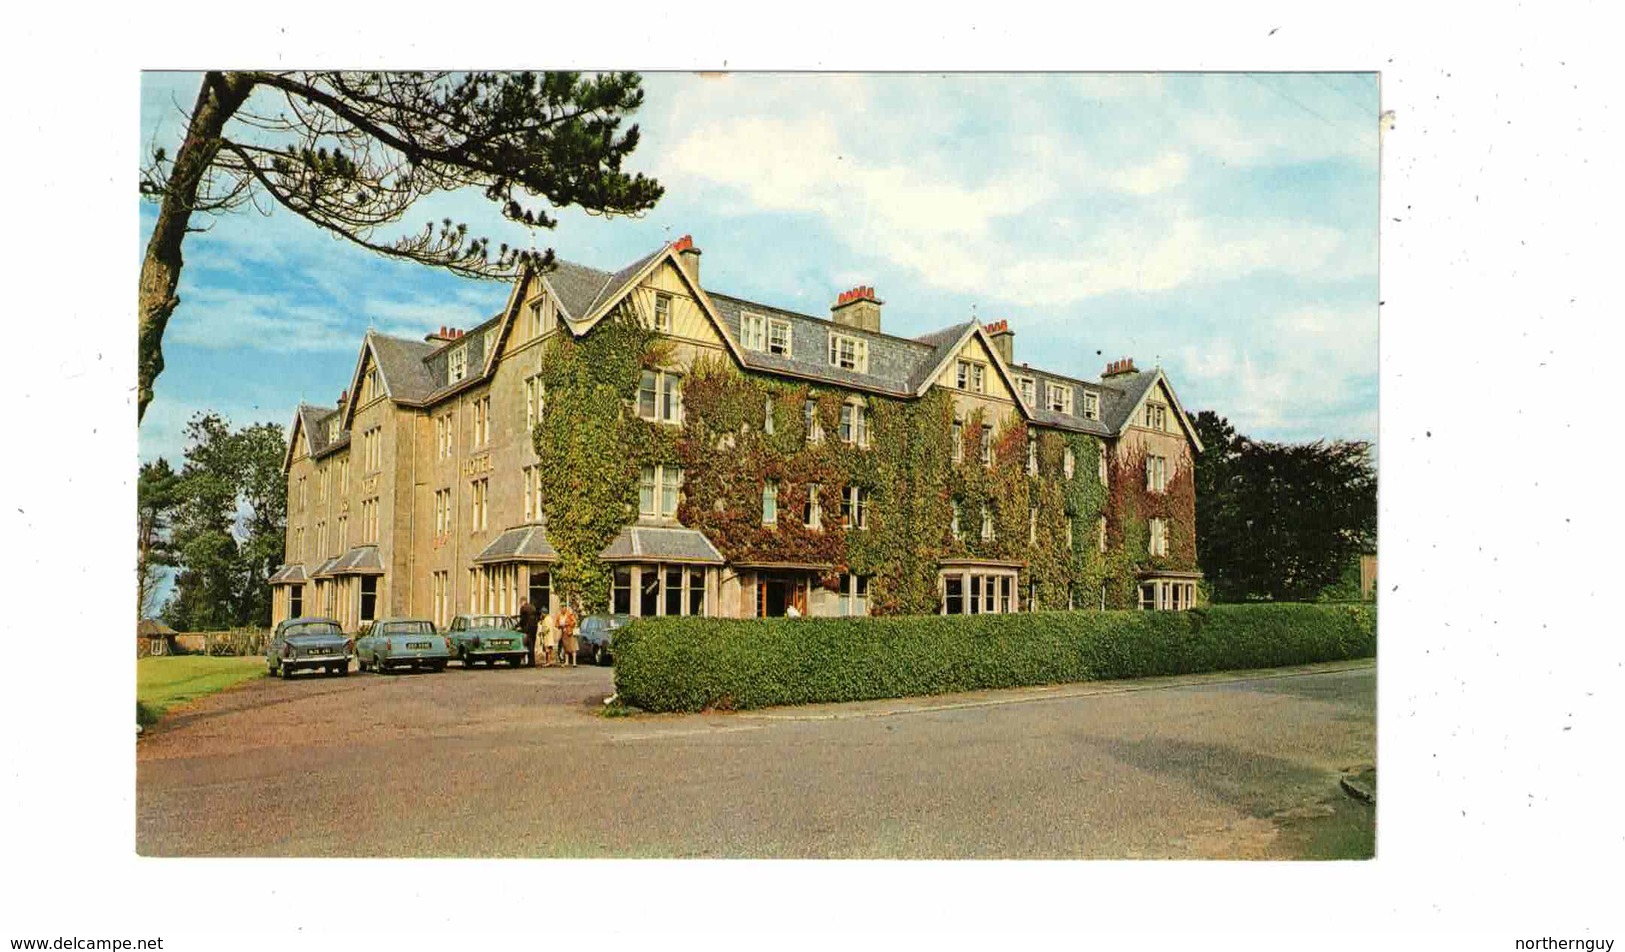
[613,603,1375,713]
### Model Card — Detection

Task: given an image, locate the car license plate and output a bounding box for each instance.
[489,639,510,648]
[407,641,431,649]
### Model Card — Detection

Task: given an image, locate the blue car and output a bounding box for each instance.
[577,614,629,666]
[266,616,353,679]
[356,618,451,673]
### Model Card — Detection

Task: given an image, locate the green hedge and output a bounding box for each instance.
[612,603,1375,713]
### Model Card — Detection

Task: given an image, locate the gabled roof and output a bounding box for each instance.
[1106,368,1206,453]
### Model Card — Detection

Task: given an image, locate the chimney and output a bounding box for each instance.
[1102,356,1139,378]
[425,324,457,346]
[339,389,348,406]
[673,234,701,286]
[830,285,883,333]
[985,319,1014,364]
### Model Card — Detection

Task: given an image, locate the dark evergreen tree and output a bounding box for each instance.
[138,71,664,420]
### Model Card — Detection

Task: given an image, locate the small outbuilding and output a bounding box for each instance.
[137,618,177,657]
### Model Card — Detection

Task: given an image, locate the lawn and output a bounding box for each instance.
[137,656,265,726]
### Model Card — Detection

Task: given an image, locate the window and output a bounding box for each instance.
[981,504,995,541]
[804,398,823,444]
[956,359,985,393]
[837,574,870,616]
[762,480,779,525]
[296,476,306,513]
[1145,403,1168,430]
[294,526,304,561]
[1027,433,1038,476]
[471,396,491,448]
[768,318,792,356]
[665,567,684,617]
[741,312,766,351]
[318,466,328,505]
[470,478,489,531]
[362,427,382,471]
[448,345,468,384]
[337,515,348,552]
[1017,376,1035,405]
[1063,447,1075,479]
[980,426,994,468]
[315,520,327,558]
[434,488,452,535]
[613,567,633,615]
[523,466,543,522]
[327,417,340,443]
[361,497,380,543]
[638,464,682,519]
[1047,382,1074,415]
[640,569,658,617]
[764,395,775,434]
[1099,449,1109,486]
[653,292,672,332]
[840,401,869,447]
[528,570,551,614]
[1083,391,1100,421]
[526,295,556,339]
[1146,455,1169,493]
[1098,516,1108,553]
[360,576,378,623]
[689,569,706,617]
[1029,507,1038,545]
[941,570,1019,615]
[638,370,683,424]
[524,375,545,433]
[951,498,963,540]
[290,584,303,617]
[828,332,868,372]
[1139,583,1158,611]
[952,417,964,464]
[804,484,822,530]
[365,367,382,401]
[1149,517,1169,557]
[436,413,454,460]
[840,486,869,530]
[432,571,449,627]
[337,458,349,496]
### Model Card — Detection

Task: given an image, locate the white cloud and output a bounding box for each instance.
[167,285,358,353]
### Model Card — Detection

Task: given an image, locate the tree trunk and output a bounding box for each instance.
[138,72,254,422]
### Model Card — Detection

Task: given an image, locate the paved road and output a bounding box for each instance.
[136,661,1375,859]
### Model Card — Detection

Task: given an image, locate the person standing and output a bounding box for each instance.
[559,601,580,667]
[518,598,539,667]
[542,607,560,667]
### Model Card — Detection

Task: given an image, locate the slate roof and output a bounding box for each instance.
[268,564,308,585]
[332,545,385,575]
[297,403,344,457]
[473,524,559,564]
[367,332,439,404]
[311,555,343,578]
[600,526,725,565]
[709,292,935,397]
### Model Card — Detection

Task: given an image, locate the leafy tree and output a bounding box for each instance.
[1192,410,1376,602]
[159,413,288,629]
[137,459,182,617]
[138,71,664,421]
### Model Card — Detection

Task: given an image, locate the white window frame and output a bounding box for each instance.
[524,375,545,433]
[805,484,822,530]
[448,345,468,384]
[1047,382,1074,415]
[741,312,766,351]
[828,332,868,373]
[1083,391,1100,421]
[951,498,963,540]
[1063,447,1075,479]
[470,477,489,531]
[805,398,823,444]
[836,573,870,617]
[767,318,792,356]
[637,370,683,424]
[952,418,964,464]
[840,400,869,448]
[764,395,775,434]
[1017,376,1035,405]
[653,292,672,333]
[841,485,869,531]
[956,359,986,393]
[762,479,779,526]
[638,464,683,519]
[1027,433,1038,476]
[980,426,994,468]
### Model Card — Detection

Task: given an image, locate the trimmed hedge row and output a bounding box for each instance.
[612,603,1375,713]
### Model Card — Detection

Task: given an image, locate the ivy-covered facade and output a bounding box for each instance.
[272,237,1204,631]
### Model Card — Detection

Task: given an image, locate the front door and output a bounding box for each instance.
[757,573,809,617]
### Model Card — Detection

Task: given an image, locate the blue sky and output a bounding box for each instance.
[137,71,1377,465]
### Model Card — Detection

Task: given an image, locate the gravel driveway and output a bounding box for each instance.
[137,661,1374,859]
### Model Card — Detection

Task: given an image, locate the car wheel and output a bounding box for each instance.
[593,646,605,666]
[431,661,446,673]
[338,663,350,677]
[279,663,292,680]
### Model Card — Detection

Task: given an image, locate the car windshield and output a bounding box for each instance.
[466,616,512,628]
[285,622,341,638]
[381,622,434,635]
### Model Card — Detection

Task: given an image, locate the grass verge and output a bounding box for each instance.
[137,655,266,726]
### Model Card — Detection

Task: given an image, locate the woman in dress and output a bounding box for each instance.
[541,607,560,667]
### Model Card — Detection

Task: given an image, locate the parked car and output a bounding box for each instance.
[266,616,352,679]
[446,614,526,667]
[356,618,450,673]
[577,614,629,666]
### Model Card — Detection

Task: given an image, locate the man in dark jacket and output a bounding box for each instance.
[517,599,540,667]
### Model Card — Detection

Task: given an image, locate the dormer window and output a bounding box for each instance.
[1017,376,1035,405]
[741,313,766,351]
[828,332,868,373]
[327,418,340,443]
[1046,382,1073,415]
[767,318,792,356]
[448,345,468,384]
[956,359,986,393]
[1083,391,1100,421]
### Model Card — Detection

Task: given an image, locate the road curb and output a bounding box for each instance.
[734,658,1376,722]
